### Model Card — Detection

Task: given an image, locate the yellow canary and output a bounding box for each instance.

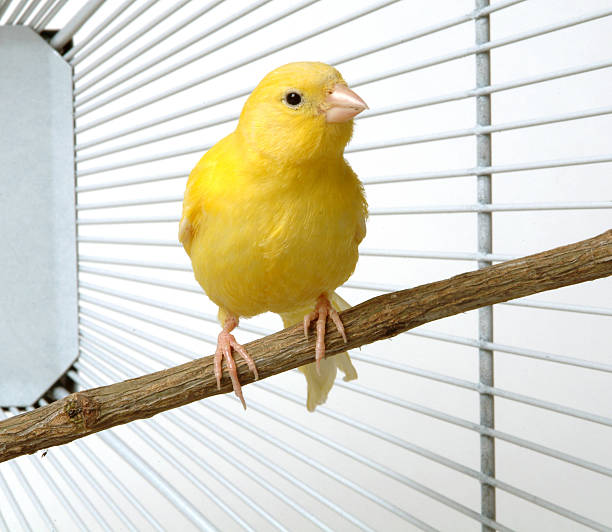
[179,62,368,410]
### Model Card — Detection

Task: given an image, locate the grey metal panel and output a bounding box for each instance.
[0,26,76,406]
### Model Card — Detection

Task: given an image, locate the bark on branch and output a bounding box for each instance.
[1,230,611,463]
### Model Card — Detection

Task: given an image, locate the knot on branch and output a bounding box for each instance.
[62,392,100,430]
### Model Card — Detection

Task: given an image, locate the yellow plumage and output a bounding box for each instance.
[179,62,367,410]
[280,292,357,411]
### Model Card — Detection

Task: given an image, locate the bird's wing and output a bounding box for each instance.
[179,164,203,257]
[355,212,367,245]
[179,138,226,256]
[349,165,368,246]
[178,214,195,257]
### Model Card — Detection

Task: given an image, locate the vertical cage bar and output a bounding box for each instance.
[475,1,495,530]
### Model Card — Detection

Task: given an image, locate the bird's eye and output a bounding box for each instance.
[284,91,302,108]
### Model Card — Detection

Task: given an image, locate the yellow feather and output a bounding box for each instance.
[280,293,357,412]
[180,62,367,409]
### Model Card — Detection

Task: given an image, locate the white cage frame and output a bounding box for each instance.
[1,0,611,530]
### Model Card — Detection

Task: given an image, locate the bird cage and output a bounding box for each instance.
[1,0,611,530]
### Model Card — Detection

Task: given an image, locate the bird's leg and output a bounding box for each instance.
[214,315,259,409]
[303,294,348,375]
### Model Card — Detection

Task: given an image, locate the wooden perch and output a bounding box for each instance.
[1,230,611,463]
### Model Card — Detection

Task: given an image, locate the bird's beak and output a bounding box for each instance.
[324,84,368,123]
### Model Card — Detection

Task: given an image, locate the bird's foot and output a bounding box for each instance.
[214,316,259,409]
[303,294,348,375]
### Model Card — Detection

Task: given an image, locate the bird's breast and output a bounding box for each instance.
[191,171,363,317]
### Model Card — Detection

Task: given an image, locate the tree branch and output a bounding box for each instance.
[1,230,611,463]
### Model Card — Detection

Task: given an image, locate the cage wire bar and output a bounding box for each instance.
[70,3,612,135]
[475,1,495,530]
[1,0,612,530]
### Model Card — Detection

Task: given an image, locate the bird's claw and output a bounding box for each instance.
[214,328,258,409]
[303,294,347,375]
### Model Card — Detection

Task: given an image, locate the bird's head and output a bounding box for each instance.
[237,62,368,164]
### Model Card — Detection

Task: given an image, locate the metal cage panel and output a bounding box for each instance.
[0,25,77,407]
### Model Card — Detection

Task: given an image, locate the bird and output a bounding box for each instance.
[179,61,368,411]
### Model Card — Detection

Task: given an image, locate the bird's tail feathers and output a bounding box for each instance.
[280,291,357,412]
